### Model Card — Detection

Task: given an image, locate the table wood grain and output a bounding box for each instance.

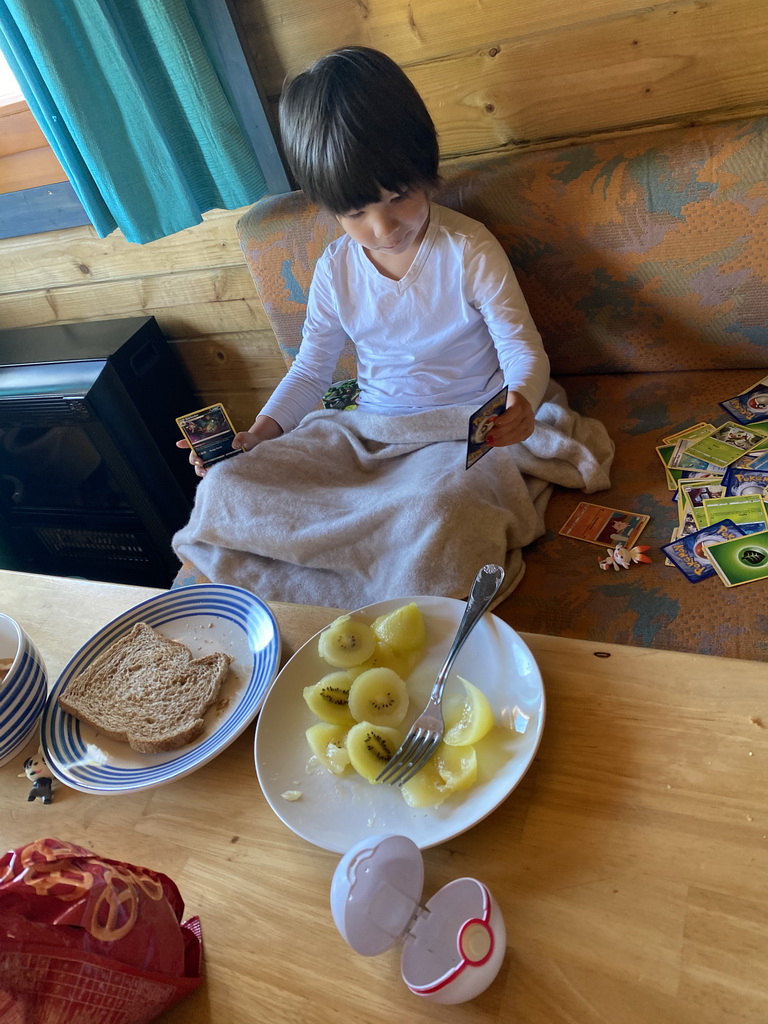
[2,570,767,1023]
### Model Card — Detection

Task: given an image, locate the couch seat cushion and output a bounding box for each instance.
[499,368,768,661]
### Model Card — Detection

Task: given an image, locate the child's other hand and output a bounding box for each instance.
[488,391,534,446]
[176,437,208,478]
[232,430,260,453]
[175,431,259,479]
[175,431,258,479]
[236,415,283,450]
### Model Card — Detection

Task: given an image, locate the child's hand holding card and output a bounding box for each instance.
[466,386,508,469]
[176,403,243,468]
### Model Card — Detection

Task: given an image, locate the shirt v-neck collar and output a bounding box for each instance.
[357,204,440,292]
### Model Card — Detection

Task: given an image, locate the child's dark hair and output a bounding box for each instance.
[279,46,439,214]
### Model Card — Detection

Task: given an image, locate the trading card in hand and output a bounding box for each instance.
[683,421,764,468]
[661,519,745,582]
[466,386,508,469]
[559,502,650,548]
[705,530,768,586]
[720,375,768,425]
[176,403,242,468]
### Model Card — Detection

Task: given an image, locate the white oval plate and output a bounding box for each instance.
[255,595,545,853]
[41,585,280,794]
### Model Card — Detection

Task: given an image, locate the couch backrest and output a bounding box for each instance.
[237,116,768,379]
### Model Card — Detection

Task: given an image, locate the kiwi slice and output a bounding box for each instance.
[348,667,409,727]
[443,676,494,746]
[371,602,426,654]
[346,721,402,783]
[347,641,417,680]
[303,673,355,725]
[305,722,351,776]
[399,758,447,808]
[399,743,477,808]
[318,615,376,668]
[435,743,477,791]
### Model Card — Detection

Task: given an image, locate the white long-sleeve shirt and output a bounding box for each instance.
[261,203,550,433]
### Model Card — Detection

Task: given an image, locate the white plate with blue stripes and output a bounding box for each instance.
[41,584,280,794]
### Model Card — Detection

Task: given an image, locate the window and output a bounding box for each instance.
[0,3,287,241]
[0,49,23,103]
[0,49,89,238]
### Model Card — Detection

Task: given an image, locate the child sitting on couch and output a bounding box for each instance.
[173,47,612,608]
[178,45,549,475]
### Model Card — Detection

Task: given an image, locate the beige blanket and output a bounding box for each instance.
[173,381,614,608]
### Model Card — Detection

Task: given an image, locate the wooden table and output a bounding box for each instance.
[2,570,767,1023]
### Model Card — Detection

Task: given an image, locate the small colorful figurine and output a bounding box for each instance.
[599,542,652,572]
[19,750,56,804]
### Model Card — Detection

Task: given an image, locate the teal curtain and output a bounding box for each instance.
[0,0,269,243]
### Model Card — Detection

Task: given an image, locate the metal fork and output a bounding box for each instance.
[376,563,505,786]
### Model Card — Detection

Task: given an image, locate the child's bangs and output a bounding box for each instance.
[312,147,432,215]
[313,159,384,215]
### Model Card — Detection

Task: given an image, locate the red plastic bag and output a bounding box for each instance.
[0,837,202,1024]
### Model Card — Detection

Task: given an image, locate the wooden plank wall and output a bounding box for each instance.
[2,0,768,430]
[240,0,768,156]
[0,100,67,195]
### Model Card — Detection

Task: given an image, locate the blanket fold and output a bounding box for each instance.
[173,380,614,608]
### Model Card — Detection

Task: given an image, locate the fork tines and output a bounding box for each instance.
[376,728,441,786]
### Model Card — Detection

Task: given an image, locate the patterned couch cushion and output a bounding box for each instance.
[237,117,768,378]
[502,367,768,662]
[236,193,353,379]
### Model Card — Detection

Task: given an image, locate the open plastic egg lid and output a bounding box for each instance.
[330,834,505,1004]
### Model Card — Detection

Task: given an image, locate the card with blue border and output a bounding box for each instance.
[661,519,745,582]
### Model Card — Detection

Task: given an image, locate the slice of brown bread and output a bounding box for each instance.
[58,621,232,753]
